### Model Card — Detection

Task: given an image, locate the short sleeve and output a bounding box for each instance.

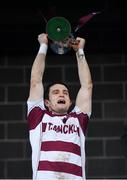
[27,98,45,115]
[72,106,91,118]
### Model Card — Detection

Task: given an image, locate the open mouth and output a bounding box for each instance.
[57,99,66,104]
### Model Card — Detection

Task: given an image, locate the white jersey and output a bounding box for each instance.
[27,98,89,180]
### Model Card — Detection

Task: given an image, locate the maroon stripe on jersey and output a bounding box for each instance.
[38,161,82,177]
[41,141,81,156]
[27,107,45,130]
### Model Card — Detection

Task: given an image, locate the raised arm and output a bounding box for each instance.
[28,33,48,101]
[72,37,93,114]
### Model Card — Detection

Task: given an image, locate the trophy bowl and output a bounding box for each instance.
[46,16,74,55]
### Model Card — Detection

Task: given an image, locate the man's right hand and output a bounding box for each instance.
[38,33,48,45]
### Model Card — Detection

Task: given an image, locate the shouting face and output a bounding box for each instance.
[44,84,72,114]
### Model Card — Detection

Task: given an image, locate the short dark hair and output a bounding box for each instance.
[44,81,71,100]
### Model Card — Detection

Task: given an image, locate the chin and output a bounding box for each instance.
[57,108,68,114]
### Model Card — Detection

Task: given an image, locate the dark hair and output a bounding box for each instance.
[44,81,71,100]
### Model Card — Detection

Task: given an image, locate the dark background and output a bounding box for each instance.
[0,0,127,55]
[0,0,127,179]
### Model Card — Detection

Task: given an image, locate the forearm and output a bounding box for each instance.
[31,54,46,84]
[76,49,92,88]
[30,43,47,84]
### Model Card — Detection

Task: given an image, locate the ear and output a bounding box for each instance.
[44,99,50,108]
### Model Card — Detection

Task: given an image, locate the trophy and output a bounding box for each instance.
[45,12,100,55]
[46,16,78,55]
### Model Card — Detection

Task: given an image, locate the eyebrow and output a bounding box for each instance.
[51,89,69,93]
[52,89,59,93]
[63,89,69,93]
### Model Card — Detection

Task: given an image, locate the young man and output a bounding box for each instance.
[27,33,93,180]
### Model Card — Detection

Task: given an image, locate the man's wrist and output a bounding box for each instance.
[77,48,84,54]
[76,48,86,60]
[38,43,48,55]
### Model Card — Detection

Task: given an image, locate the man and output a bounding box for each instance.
[27,33,93,179]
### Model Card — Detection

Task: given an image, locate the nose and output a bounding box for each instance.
[59,91,64,97]
[59,94,64,97]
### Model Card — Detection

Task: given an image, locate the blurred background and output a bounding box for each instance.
[0,0,127,179]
